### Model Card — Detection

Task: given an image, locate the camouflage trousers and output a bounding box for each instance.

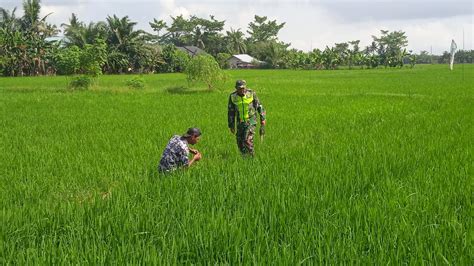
[236,122,255,155]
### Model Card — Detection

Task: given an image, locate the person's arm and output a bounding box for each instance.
[178,147,201,168]
[253,91,266,125]
[228,95,236,133]
[187,151,202,167]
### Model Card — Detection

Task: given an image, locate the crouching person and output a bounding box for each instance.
[158,127,202,173]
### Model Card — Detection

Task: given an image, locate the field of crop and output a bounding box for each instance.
[0,65,472,264]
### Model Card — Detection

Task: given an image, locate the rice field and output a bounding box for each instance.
[0,65,472,264]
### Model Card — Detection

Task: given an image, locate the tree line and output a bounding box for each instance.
[1,0,472,77]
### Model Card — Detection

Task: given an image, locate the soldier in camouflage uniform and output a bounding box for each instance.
[228,80,266,156]
[158,128,202,173]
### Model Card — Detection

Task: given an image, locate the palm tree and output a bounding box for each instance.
[20,0,55,35]
[225,28,246,54]
[104,15,150,73]
[149,18,168,43]
[106,15,145,47]
[0,7,20,31]
[62,14,108,48]
[62,13,86,47]
[1,0,58,76]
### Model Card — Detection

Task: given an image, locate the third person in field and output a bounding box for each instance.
[228,80,266,156]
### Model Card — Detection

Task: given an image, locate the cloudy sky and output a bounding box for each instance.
[2,0,473,54]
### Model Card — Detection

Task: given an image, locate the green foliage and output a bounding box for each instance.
[125,76,145,89]
[55,46,81,75]
[225,28,246,54]
[0,1,58,76]
[157,45,190,73]
[282,49,314,69]
[216,52,230,69]
[409,53,417,68]
[454,49,474,63]
[157,15,226,55]
[0,56,5,75]
[69,75,93,90]
[81,38,107,76]
[2,0,471,76]
[105,50,129,73]
[247,15,285,42]
[55,39,106,76]
[372,30,408,67]
[185,54,225,90]
[321,46,340,70]
[249,40,289,68]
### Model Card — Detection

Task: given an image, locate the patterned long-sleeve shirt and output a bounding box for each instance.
[158,135,190,172]
[228,89,266,129]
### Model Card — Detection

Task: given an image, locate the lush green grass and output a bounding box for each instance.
[1,65,472,264]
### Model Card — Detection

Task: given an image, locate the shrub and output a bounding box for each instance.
[157,45,190,73]
[216,53,231,69]
[185,55,226,91]
[126,76,145,89]
[55,46,81,75]
[69,75,93,90]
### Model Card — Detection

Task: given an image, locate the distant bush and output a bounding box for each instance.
[55,39,107,76]
[126,76,145,89]
[55,46,81,75]
[185,55,226,91]
[69,75,93,90]
[157,45,190,73]
[216,53,231,69]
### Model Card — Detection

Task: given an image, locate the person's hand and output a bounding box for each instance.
[193,152,202,161]
[189,148,198,155]
[261,120,266,126]
[229,128,235,134]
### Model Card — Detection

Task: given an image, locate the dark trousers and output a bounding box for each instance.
[236,122,255,155]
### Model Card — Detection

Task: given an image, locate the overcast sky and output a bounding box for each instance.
[2,0,473,54]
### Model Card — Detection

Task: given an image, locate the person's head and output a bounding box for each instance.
[235,80,247,95]
[183,127,201,145]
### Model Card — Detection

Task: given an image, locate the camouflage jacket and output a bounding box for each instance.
[158,135,189,172]
[228,89,266,128]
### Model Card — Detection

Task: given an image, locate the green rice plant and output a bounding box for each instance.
[0,65,472,264]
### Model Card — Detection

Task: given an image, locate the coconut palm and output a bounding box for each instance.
[62,14,108,48]
[225,28,246,54]
[0,7,20,31]
[104,15,152,73]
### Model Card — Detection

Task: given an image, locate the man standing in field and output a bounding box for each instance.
[228,80,266,156]
[158,127,202,173]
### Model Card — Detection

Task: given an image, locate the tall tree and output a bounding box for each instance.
[372,30,408,67]
[250,40,289,68]
[149,18,167,43]
[153,15,225,55]
[0,7,20,31]
[333,42,349,66]
[225,28,246,54]
[62,14,107,48]
[247,15,285,42]
[347,40,361,69]
[104,15,150,73]
[0,0,58,76]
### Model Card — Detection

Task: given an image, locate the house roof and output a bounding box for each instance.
[231,54,259,63]
[177,46,206,56]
